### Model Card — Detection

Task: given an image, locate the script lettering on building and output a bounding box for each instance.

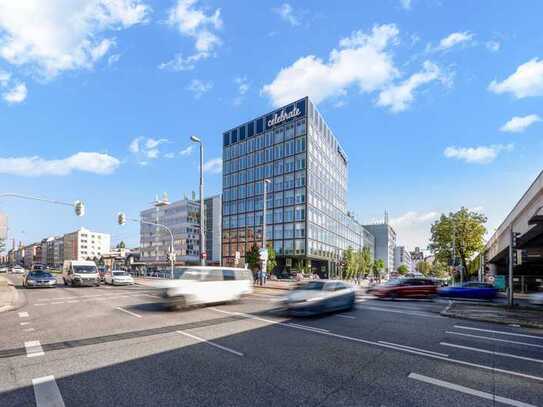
[267,107,301,128]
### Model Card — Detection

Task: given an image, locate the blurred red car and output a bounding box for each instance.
[372,278,438,299]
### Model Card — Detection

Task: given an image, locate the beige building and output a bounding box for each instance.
[63,228,111,261]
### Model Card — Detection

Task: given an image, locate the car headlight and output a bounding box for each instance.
[27,279,35,283]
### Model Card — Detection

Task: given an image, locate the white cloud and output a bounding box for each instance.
[108,53,121,66]
[203,157,222,174]
[0,70,10,86]
[376,61,446,112]
[164,152,175,159]
[437,31,473,50]
[273,3,300,26]
[390,211,439,227]
[186,79,213,99]
[500,114,541,133]
[129,137,168,161]
[486,41,500,52]
[399,0,412,10]
[162,0,222,71]
[233,76,250,105]
[444,144,513,164]
[0,0,150,78]
[0,152,120,176]
[262,24,400,107]
[180,145,194,156]
[489,58,543,98]
[2,82,27,104]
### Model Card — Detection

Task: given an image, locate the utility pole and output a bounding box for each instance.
[190,136,205,266]
[508,225,514,307]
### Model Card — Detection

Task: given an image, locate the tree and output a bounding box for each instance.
[431,260,450,279]
[359,247,373,279]
[397,264,409,275]
[416,261,432,276]
[372,259,385,279]
[116,241,126,249]
[429,207,487,275]
[266,246,277,274]
[245,245,260,271]
[343,247,357,280]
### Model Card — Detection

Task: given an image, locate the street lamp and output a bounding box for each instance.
[190,136,205,266]
[262,179,272,250]
[118,212,175,280]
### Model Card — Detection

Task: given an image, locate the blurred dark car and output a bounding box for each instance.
[438,282,498,300]
[23,271,57,288]
[283,280,355,316]
[372,278,438,300]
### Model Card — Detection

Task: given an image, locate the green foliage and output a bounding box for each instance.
[416,261,432,276]
[373,259,385,279]
[116,241,126,249]
[431,260,450,278]
[359,247,373,278]
[397,264,409,275]
[266,246,277,274]
[429,207,487,274]
[343,246,356,279]
[245,244,260,271]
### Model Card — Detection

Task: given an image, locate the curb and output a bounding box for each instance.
[440,310,543,329]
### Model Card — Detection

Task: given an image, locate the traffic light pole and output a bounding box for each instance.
[0,193,85,216]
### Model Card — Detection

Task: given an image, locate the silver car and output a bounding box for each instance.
[23,271,57,288]
[283,280,356,316]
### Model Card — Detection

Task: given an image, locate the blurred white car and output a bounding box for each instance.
[11,265,25,274]
[152,266,253,309]
[104,270,134,286]
[529,292,543,305]
[283,280,356,316]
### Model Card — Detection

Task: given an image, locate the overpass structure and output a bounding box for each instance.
[485,170,543,292]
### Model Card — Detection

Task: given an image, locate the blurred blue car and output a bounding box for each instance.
[438,282,498,300]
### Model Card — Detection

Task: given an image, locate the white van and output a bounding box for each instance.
[152,266,253,309]
[62,260,100,287]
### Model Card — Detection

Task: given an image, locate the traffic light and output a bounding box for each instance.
[117,212,126,225]
[74,200,85,217]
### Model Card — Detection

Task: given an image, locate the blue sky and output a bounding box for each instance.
[1,0,542,250]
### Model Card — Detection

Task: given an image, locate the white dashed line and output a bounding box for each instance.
[336,314,356,319]
[287,323,330,333]
[66,300,79,303]
[408,373,536,407]
[24,328,36,332]
[446,331,543,349]
[50,302,65,305]
[440,342,543,364]
[18,312,29,318]
[378,341,449,357]
[20,322,30,326]
[177,331,244,357]
[34,304,46,306]
[32,375,66,407]
[114,307,142,318]
[454,325,543,340]
[25,340,44,357]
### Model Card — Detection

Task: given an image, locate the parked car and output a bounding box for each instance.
[372,278,438,300]
[11,265,25,274]
[438,282,498,300]
[23,271,57,288]
[104,270,134,286]
[62,260,100,287]
[0,266,8,273]
[529,292,543,305]
[152,266,253,309]
[282,280,355,316]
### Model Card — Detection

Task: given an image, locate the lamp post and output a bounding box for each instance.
[118,213,175,280]
[190,136,205,266]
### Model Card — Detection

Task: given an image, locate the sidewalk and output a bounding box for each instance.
[0,275,18,313]
[441,301,543,329]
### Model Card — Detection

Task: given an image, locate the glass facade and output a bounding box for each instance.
[222,97,372,276]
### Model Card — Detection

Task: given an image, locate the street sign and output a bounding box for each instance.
[494,275,506,290]
[259,248,268,261]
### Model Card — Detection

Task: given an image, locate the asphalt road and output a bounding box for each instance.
[1,275,542,407]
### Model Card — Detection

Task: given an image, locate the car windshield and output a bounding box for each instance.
[174,268,205,281]
[295,281,325,291]
[384,279,404,286]
[73,266,97,274]
[113,271,128,276]
[29,272,53,278]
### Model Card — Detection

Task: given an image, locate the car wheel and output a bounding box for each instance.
[388,292,398,300]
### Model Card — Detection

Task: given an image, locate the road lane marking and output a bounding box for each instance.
[34,304,46,306]
[176,331,243,356]
[66,300,79,303]
[355,305,441,318]
[25,341,44,357]
[18,312,29,318]
[114,307,142,318]
[446,331,543,349]
[408,373,536,407]
[20,322,30,326]
[210,307,543,383]
[336,314,356,319]
[454,325,543,340]
[440,342,543,364]
[24,328,35,332]
[32,375,66,407]
[378,341,449,357]
[286,323,330,332]
[50,302,64,305]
